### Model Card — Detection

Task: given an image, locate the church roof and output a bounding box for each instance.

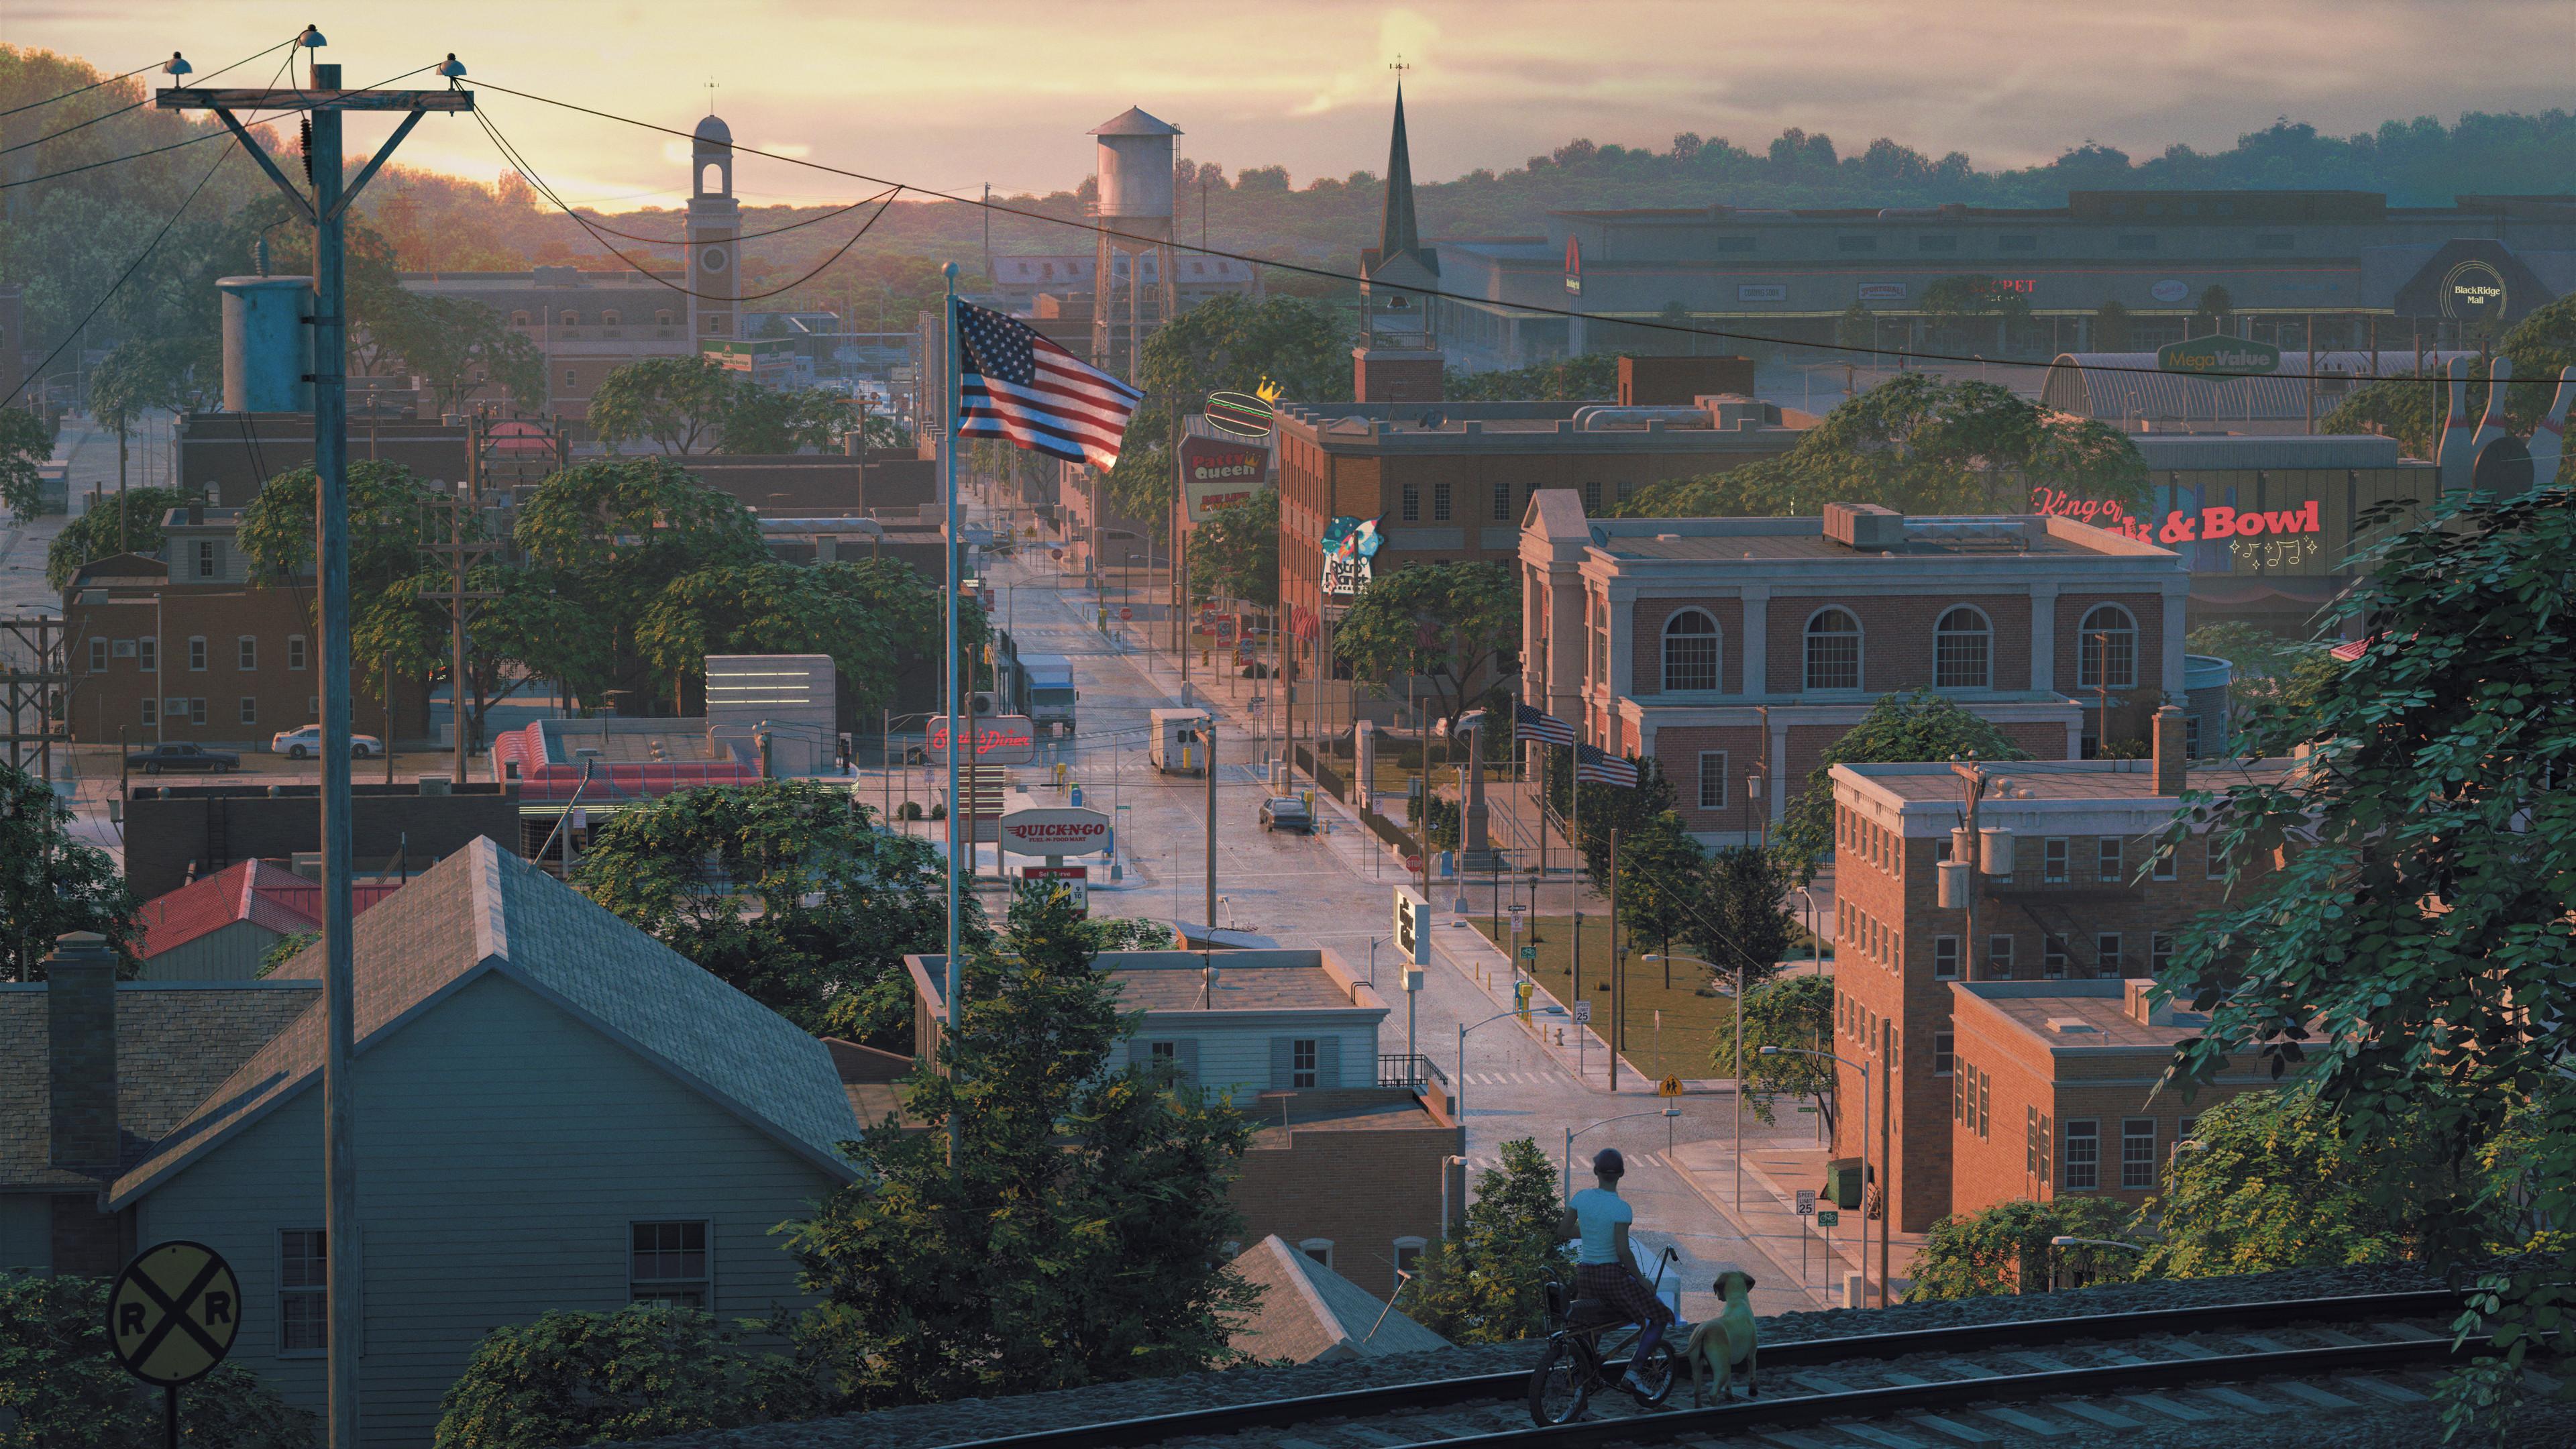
[694,113,732,146]
[1369,83,1437,280]
[1090,105,1181,138]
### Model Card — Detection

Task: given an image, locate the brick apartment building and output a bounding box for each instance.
[1825,708,2294,1232]
[62,507,427,749]
[904,947,1463,1298]
[1945,977,2285,1218]
[1523,497,2190,847]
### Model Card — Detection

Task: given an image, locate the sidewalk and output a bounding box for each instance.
[1666,1131,1927,1307]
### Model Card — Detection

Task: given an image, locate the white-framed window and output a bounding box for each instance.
[601,309,622,326]
[2078,604,2138,689]
[307,696,321,719]
[2185,714,2202,757]
[562,368,578,388]
[2121,1119,2158,1189]
[1662,609,1720,692]
[1977,1069,1990,1138]
[511,311,531,326]
[2096,838,2121,881]
[140,698,158,727]
[87,637,107,672]
[239,697,258,726]
[1933,935,1960,979]
[1988,934,2015,975]
[1393,1236,1428,1280]
[2096,932,2122,973]
[559,311,580,327]
[2152,843,2176,880]
[1297,1238,1334,1268]
[279,1228,327,1355]
[1933,606,1991,689]
[138,637,156,673]
[2043,837,2068,882]
[2063,1120,2100,1189]
[2151,932,2176,974]
[2206,837,2227,880]
[288,635,308,671]
[1697,750,1727,810]
[196,541,217,578]
[2177,1116,2198,1150]
[2043,934,2069,977]
[629,1220,712,1307]
[1291,1038,1318,1089]
[1933,1030,1953,1077]
[237,636,257,672]
[189,698,208,727]
[1803,608,1862,691]
[2027,1105,2041,1175]
[187,637,208,672]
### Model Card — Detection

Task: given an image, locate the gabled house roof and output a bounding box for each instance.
[138,859,404,961]
[1226,1235,1450,1362]
[111,837,859,1208]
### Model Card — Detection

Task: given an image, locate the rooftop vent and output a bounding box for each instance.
[2044,1016,2100,1035]
[1823,502,1905,551]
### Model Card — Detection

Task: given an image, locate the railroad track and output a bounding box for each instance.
[945,1290,2498,1449]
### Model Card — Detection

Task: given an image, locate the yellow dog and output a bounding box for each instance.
[1684,1268,1759,1405]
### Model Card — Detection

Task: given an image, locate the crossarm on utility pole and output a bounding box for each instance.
[208,109,315,221]
[327,109,425,221]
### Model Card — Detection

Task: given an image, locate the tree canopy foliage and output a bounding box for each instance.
[1187,486,1279,608]
[433,1305,819,1448]
[1708,973,1837,1130]
[0,1272,315,1448]
[1333,561,1517,733]
[1775,688,2031,879]
[2319,295,2576,459]
[1398,1137,1572,1344]
[588,357,854,455]
[1,759,142,981]
[44,483,195,589]
[1903,1197,2143,1301]
[1100,295,1352,532]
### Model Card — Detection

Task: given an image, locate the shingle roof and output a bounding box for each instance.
[137,859,405,961]
[0,981,321,1191]
[111,837,859,1207]
[1227,1236,1450,1362]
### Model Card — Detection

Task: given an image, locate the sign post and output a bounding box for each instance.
[1796,1190,1815,1295]
[109,1240,242,1449]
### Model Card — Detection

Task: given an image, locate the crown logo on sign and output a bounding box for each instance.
[1255,377,1284,406]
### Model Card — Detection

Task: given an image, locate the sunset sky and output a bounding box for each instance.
[7,0,2565,210]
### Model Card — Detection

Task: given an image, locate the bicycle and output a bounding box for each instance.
[1527,1246,1681,1426]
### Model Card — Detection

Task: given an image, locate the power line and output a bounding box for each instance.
[470,78,2447,389]
[0,57,166,120]
[0,129,225,190]
[0,40,301,156]
[474,107,899,303]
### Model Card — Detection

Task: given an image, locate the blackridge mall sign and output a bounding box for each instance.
[2030,487,2322,547]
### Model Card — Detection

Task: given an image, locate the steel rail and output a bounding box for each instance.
[938,1289,2468,1449]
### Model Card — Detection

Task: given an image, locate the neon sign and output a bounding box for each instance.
[2028,487,2322,546]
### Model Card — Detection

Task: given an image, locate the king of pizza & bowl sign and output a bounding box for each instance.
[999,807,1112,856]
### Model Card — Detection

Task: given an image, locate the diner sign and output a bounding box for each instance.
[926,714,1038,765]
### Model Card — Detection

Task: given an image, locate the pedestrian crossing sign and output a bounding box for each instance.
[1658,1075,1682,1097]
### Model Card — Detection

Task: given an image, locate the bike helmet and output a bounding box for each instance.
[1591,1147,1626,1179]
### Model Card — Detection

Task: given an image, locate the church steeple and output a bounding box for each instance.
[1379,76,1423,269]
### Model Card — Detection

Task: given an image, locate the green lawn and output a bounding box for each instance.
[1472,915,1735,1081]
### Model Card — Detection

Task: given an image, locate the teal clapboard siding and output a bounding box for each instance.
[0,1193,47,1274]
[133,971,844,1448]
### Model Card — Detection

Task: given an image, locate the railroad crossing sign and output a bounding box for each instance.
[1816,1210,1840,1228]
[1658,1074,1684,1097]
[109,1240,241,1387]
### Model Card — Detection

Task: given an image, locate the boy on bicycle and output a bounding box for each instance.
[1556,1147,1673,1395]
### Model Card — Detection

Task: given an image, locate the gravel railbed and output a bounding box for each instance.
[607,1263,2467,1449]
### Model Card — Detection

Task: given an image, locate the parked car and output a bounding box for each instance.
[127,743,241,774]
[269,726,384,759]
[1258,796,1313,834]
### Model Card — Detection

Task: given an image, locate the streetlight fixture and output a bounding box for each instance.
[1761,1042,1888,1309]
[1647,951,1742,1214]
[1456,1009,1523,1124]
[1562,1106,1684,1203]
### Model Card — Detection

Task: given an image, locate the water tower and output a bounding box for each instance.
[1088,106,1181,381]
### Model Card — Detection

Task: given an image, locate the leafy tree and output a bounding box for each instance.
[2093,300,2133,352]
[89,337,215,492]
[1680,845,1800,989]
[1397,1137,1573,1344]
[0,407,55,521]
[718,386,855,455]
[1332,561,1517,735]
[2135,1089,2447,1279]
[783,887,1258,1408]
[1920,274,2031,344]
[1542,747,1680,894]
[1614,809,1705,964]
[2153,481,2576,1432]
[1833,303,1877,354]
[1776,688,2031,879]
[574,781,975,1046]
[1077,915,1175,951]
[587,356,743,455]
[368,292,545,415]
[2182,622,2343,743]
[0,1273,316,1447]
[1709,973,1837,1130]
[2,760,141,981]
[1187,486,1279,608]
[2192,284,2235,335]
[1442,354,1618,403]
[432,1305,818,1448]
[237,461,445,607]
[44,483,195,590]
[1101,295,1352,531]
[1903,1197,2143,1301]
[637,560,902,720]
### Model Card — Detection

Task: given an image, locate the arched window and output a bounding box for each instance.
[2078,604,2137,688]
[559,311,579,327]
[1933,606,1992,690]
[1297,1238,1333,1269]
[1804,608,1862,691]
[655,310,674,326]
[510,311,529,327]
[1662,608,1720,692]
[601,309,621,326]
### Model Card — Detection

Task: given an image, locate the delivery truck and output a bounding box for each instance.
[1149,708,1212,775]
[1020,653,1077,737]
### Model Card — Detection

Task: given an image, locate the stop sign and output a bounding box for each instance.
[1050,548,1063,561]
[1119,607,1133,621]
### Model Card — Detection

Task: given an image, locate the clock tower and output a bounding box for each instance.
[686,113,739,344]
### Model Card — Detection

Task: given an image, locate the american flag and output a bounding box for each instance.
[953,298,1142,470]
[1515,702,1574,747]
[1574,741,1640,790]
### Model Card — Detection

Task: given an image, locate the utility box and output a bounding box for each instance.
[1824,1157,1867,1212]
[1148,708,1212,775]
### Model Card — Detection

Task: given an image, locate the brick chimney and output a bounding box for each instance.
[48,932,119,1176]
[1352,346,1445,404]
[2152,704,2188,797]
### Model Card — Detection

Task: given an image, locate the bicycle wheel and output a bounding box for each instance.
[1624,1339,1679,1407]
[1527,1336,1591,1426]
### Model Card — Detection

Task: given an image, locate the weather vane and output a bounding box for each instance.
[706,77,719,115]
[1389,55,1411,78]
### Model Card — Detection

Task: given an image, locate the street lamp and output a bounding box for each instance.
[1563,1106,1684,1203]
[1456,1009,1522,1124]
[1761,1042,1888,1309]
[1647,951,1742,1214]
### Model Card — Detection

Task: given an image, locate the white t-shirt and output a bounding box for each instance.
[1569,1186,1632,1266]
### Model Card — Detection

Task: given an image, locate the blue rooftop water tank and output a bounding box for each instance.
[218,275,313,413]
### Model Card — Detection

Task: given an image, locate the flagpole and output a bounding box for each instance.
[943,262,963,1163]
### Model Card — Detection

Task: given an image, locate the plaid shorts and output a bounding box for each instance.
[1574,1260,1672,1330]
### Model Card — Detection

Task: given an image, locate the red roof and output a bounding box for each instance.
[139,860,405,960]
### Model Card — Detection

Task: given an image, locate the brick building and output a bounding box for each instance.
[62,508,427,749]
[1522,497,2190,847]
[1825,711,2294,1232]
[1945,977,2285,1218]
